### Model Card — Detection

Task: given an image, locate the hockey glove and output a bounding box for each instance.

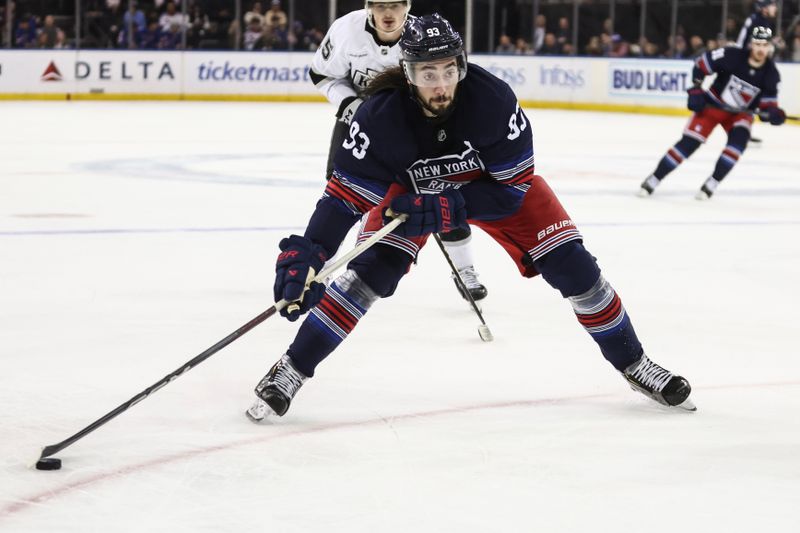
[274,235,328,321]
[384,189,467,238]
[686,86,706,113]
[758,106,786,126]
[337,96,364,125]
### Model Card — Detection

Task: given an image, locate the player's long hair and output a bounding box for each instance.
[364,66,408,98]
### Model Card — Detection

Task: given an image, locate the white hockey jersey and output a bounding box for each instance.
[310,9,403,108]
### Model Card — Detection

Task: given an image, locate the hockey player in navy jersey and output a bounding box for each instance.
[247,14,694,422]
[310,1,489,302]
[736,0,777,49]
[639,26,785,200]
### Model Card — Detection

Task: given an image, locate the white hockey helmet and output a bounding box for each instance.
[366,1,411,34]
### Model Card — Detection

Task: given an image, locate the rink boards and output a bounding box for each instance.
[0,50,798,116]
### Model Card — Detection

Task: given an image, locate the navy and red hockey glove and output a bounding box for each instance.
[686,86,706,113]
[384,189,467,238]
[759,106,786,126]
[274,235,328,321]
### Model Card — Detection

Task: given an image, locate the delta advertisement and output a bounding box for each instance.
[0,50,797,114]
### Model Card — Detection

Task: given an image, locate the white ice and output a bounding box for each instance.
[1,101,799,532]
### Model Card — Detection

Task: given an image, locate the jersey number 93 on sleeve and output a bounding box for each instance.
[343,121,371,160]
[507,103,528,140]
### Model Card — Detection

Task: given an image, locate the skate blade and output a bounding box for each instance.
[636,187,652,198]
[245,398,275,423]
[674,397,697,412]
[694,191,711,201]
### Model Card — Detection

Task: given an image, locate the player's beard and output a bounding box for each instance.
[424,94,455,117]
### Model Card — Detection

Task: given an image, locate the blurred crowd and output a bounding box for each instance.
[1,0,799,62]
[494,12,800,62]
[1,0,326,51]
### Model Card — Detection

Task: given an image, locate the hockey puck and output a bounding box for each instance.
[35,458,62,471]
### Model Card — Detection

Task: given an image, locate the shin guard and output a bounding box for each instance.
[287,270,379,377]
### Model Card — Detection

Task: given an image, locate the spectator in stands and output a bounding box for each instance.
[243,17,263,50]
[38,14,65,48]
[244,2,265,28]
[705,38,718,53]
[187,4,212,49]
[636,37,659,58]
[607,33,629,57]
[159,2,187,33]
[585,35,602,56]
[515,37,532,55]
[665,34,688,58]
[539,32,561,55]
[689,34,706,57]
[495,34,515,54]
[123,1,146,34]
[302,26,324,51]
[14,14,37,48]
[118,18,142,48]
[533,14,546,54]
[790,25,800,62]
[555,16,570,50]
[723,16,739,45]
[264,0,287,34]
[158,22,181,49]
[140,20,161,49]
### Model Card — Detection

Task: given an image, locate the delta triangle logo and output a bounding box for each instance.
[41,61,63,82]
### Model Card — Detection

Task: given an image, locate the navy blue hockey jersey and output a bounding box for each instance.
[306,64,534,257]
[694,46,780,112]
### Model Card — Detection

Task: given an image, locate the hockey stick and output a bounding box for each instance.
[405,181,493,342]
[36,214,408,464]
[431,232,493,342]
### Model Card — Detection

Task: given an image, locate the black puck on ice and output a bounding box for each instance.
[35,457,62,471]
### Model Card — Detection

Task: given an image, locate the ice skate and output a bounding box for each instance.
[622,354,695,411]
[695,177,719,201]
[246,353,309,422]
[637,175,660,197]
[452,265,488,302]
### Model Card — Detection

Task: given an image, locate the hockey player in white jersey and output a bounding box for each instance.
[309,1,489,302]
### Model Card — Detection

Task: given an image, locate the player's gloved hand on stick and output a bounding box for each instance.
[337,96,364,125]
[686,86,706,113]
[384,189,467,237]
[274,235,328,321]
[758,106,786,126]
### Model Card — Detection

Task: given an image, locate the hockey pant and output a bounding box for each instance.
[286,176,644,377]
[653,107,753,183]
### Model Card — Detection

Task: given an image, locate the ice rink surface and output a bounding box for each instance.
[1,101,799,532]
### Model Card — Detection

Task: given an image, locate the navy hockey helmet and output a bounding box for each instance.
[751,25,773,43]
[366,1,411,33]
[400,13,467,87]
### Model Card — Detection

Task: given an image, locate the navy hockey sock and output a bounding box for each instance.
[568,276,643,370]
[711,126,749,182]
[287,270,379,377]
[535,241,642,370]
[653,135,702,180]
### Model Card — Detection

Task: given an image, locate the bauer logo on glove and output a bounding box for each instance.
[383,189,467,237]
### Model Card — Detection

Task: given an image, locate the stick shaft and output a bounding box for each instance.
[40,215,407,460]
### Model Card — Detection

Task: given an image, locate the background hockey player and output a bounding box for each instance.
[309,0,488,303]
[247,14,694,422]
[736,0,780,145]
[639,26,785,200]
[736,0,778,49]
